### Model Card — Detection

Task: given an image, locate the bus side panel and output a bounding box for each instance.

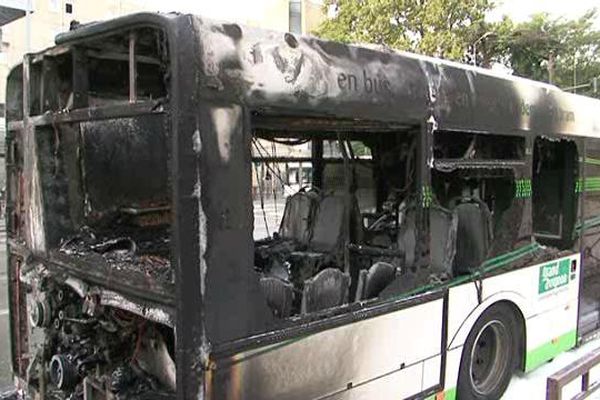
[524,299,578,371]
[333,355,442,400]
[443,253,580,392]
[210,298,444,400]
[336,363,422,400]
[480,254,580,372]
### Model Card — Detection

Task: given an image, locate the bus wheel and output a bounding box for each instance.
[457,304,519,400]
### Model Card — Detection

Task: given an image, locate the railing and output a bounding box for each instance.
[547,346,600,400]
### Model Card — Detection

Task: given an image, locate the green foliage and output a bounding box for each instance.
[314,0,493,61]
[314,2,600,98]
[502,10,600,97]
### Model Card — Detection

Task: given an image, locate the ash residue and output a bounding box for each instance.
[59,226,173,286]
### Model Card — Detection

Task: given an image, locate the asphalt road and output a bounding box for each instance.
[253,197,287,240]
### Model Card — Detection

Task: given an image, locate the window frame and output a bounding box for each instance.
[245,116,431,343]
[531,136,579,247]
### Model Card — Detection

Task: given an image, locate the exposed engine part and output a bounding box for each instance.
[29,299,52,328]
[49,355,78,390]
[134,330,176,391]
[26,279,175,399]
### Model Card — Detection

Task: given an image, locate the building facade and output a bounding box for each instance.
[0,0,324,107]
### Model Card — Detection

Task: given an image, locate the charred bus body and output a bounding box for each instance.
[4,12,600,400]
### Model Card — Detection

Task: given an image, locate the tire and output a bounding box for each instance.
[456,303,520,400]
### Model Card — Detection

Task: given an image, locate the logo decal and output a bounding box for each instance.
[539,259,570,294]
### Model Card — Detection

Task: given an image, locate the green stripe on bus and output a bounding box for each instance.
[480,242,540,271]
[525,330,576,372]
[575,214,600,233]
[445,387,457,400]
[388,243,541,302]
[584,157,600,166]
[425,387,456,400]
[576,177,600,193]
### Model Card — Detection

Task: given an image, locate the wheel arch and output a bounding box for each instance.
[496,300,527,372]
[449,292,529,372]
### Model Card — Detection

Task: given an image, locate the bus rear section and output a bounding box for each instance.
[5,20,177,398]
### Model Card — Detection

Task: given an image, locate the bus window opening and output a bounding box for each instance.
[251,119,420,320]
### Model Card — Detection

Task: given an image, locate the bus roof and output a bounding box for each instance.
[30,12,600,138]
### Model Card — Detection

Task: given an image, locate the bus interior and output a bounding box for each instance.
[251,118,535,322]
[252,120,421,318]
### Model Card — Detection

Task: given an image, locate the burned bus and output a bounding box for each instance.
[5,11,600,400]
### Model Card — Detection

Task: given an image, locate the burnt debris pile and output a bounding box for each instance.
[59,226,173,287]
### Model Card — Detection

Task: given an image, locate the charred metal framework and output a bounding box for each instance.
[4,12,600,400]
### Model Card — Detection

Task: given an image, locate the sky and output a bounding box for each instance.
[141,0,600,28]
[141,0,281,23]
[489,0,600,26]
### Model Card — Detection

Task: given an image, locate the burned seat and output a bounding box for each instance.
[309,194,363,253]
[301,268,350,314]
[395,206,417,269]
[452,198,492,275]
[290,194,363,282]
[255,190,319,277]
[376,204,457,299]
[278,190,320,245]
[429,205,458,275]
[354,262,397,301]
[259,276,295,318]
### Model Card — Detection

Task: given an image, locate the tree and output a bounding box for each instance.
[493,10,600,97]
[314,0,494,61]
[315,2,600,98]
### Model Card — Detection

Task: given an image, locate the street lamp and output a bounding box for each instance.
[472,31,496,66]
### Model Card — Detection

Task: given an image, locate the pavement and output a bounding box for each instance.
[505,337,600,399]
[0,220,12,392]
[253,197,287,240]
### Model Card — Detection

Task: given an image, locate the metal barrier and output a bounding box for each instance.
[547,347,600,400]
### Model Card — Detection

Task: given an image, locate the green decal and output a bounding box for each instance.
[525,330,577,371]
[514,179,532,198]
[422,186,433,208]
[538,259,570,294]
